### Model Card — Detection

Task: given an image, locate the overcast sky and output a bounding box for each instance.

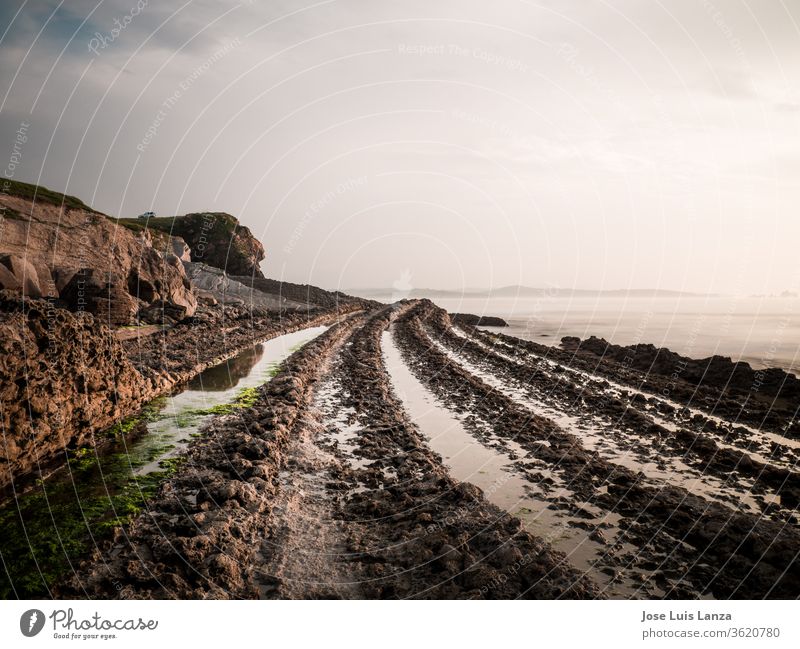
[1,0,799,294]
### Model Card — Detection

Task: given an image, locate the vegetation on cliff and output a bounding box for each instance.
[1,179,100,213]
[116,212,266,278]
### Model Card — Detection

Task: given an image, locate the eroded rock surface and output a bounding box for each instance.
[0,184,196,325]
[67,307,599,600]
[142,212,265,278]
[0,293,150,487]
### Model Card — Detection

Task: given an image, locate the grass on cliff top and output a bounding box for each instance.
[115,213,237,229]
[114,212,240,240]
[2,179,100,213]
[110,218,173,250]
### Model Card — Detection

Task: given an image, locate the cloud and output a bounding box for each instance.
[2,0,800,294]
[774,101,800,113]
[700,66,758,99]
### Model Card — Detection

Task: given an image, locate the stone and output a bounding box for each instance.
[171,236,192,262]
[0,254,43,298]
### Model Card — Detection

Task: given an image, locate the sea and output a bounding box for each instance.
[364,292,800,375]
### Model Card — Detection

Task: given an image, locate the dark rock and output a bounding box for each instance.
[450,313,508,327]
[560,334,800,407]
[60,268,139,326]
[143,212,266,278]
[230,275,376,310]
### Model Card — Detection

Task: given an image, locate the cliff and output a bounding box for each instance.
[0,180,371,492]
[119,212,266,278]
[185,262,308,311]
[0,181,197,325]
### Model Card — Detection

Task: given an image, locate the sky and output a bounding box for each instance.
[1,0,799,294]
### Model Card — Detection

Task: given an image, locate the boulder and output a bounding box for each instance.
[60,268,140,326]
[0,262,21,292]
[128,247,197,321]
[0,254,44,298]
[171,236,191,262]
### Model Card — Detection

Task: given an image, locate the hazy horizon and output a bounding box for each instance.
[2,0,800,296]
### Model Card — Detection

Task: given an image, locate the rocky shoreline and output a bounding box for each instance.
[554,334,800,438]
[66,305,598,599]
[42,300,797,599]
[0,295,358,493]
[396,302,799,598]
[1,182,797,600]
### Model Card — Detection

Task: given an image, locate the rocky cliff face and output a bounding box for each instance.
[0,293,150,487]
[0,181,197,325]
[0,181,371,492]
[136,212,265,278]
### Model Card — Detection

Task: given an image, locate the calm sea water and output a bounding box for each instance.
[373,293,800,374]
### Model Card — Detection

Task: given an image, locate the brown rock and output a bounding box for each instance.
[60,268,139,326]
[0,188,196,324]
[0,293,149,489]
[171,236,192,262]
[0,254,43,297]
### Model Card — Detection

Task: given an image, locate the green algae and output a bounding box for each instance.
[0,450,183,598]
[0,334,315,598]
[181,384,263,417]
[0,398,182,599]
[104,397,167,439]
[0,383,263,597]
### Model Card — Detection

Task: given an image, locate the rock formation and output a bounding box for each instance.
[560,335,800,403]
[450,313,508,327]
[0,180,372,493]
[138,212,265,278]
[0,181,197,325]
[230,274,375,310]
[184,262,307,311]
[0,293,150,487]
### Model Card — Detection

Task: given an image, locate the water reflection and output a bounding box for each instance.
[0,325,327,598]
[188,344,265,391]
